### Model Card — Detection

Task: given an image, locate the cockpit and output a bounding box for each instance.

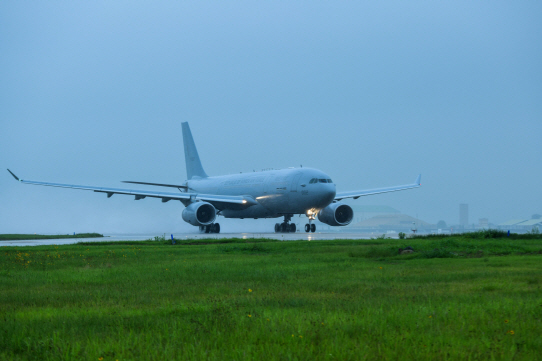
[309,178,333,184]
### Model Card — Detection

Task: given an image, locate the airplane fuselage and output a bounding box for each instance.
[186,167,336,218]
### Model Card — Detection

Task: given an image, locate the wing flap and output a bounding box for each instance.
[121,180,189,189]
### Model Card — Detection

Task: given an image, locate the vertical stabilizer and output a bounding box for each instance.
[182,122,208,180]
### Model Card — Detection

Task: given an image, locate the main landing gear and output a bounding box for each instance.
[199,223,220,234]
[274,214,296,233]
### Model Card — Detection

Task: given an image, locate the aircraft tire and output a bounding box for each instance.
[289,223,296,233]
[205,225,211,233]
[305,224,310,233]
[212,223,220,233]
[199,226,206,234]
[280,223,288,233]
[310,224,316,233]
[275,223,280,233]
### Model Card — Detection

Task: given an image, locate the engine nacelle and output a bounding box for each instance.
[317,203,354,226]
[182,202,216,226]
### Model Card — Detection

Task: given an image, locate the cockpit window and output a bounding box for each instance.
[310,178,332,184]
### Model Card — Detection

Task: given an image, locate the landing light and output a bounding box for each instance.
[242,200,247,204]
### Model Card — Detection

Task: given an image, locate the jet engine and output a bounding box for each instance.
[317,203,353,226]
[182,201,216,226]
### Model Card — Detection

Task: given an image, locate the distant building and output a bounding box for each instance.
[498,219,542,232]
[349,214,434,232]
[460,204,469,226]
[519,219,542,232]
[346,205,401,225]
[498,219,527,231]
[478,218,489,229]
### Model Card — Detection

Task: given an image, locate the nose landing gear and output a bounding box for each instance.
[274,214,296,233]
[304,212,316,233]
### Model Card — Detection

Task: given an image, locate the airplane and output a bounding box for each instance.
[7,122,421,234]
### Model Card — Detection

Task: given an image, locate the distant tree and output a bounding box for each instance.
[532,214,541,219]
[436,220,447,229]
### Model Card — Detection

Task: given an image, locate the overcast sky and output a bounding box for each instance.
[1,1,541,234]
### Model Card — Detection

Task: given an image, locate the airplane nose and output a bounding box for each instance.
[323,184,336,204]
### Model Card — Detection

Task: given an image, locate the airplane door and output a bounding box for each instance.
[290,173,302,192]
[263,176,271,194]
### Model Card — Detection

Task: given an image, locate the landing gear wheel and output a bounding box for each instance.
[289,223,296,233]
[199,226,206,234]
[275,223,280,233]
[311,224,316,233]
[305,224,310,233]
[212,223,220,233]
[205,225,211,233]
[280,223,288,233]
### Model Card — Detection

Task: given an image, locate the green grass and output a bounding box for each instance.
[0,233,103,241]
[349,237,540,259]
[1,234,541,360]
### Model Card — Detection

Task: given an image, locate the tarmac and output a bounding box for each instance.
[1,232,383,247]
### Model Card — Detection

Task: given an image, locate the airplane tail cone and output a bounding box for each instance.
[182,122,208,180]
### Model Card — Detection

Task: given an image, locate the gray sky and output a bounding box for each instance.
[1,1,541,234]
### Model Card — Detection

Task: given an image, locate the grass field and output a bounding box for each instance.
[1,232,541,360]
[0,233,103,241]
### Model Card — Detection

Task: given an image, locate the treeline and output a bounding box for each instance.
[414,229,542,240]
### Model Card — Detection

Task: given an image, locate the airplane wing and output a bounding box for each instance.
[7,169,257,206]
[334,174,421,201]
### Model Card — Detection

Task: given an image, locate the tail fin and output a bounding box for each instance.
[182,122,208,180]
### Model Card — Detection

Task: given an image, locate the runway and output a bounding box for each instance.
[1,232,383,247]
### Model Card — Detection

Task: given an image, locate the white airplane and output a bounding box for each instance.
[8,122,421,233]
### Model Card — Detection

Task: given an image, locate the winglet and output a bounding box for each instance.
[415,174,421,185]
[7,169,20,181]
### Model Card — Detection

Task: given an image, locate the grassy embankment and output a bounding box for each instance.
[1,231,541,360]
[0,233,103,241]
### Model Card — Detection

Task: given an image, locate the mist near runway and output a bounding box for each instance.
[1,1,541,234]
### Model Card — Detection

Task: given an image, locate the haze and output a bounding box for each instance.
[1,1,541,234]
